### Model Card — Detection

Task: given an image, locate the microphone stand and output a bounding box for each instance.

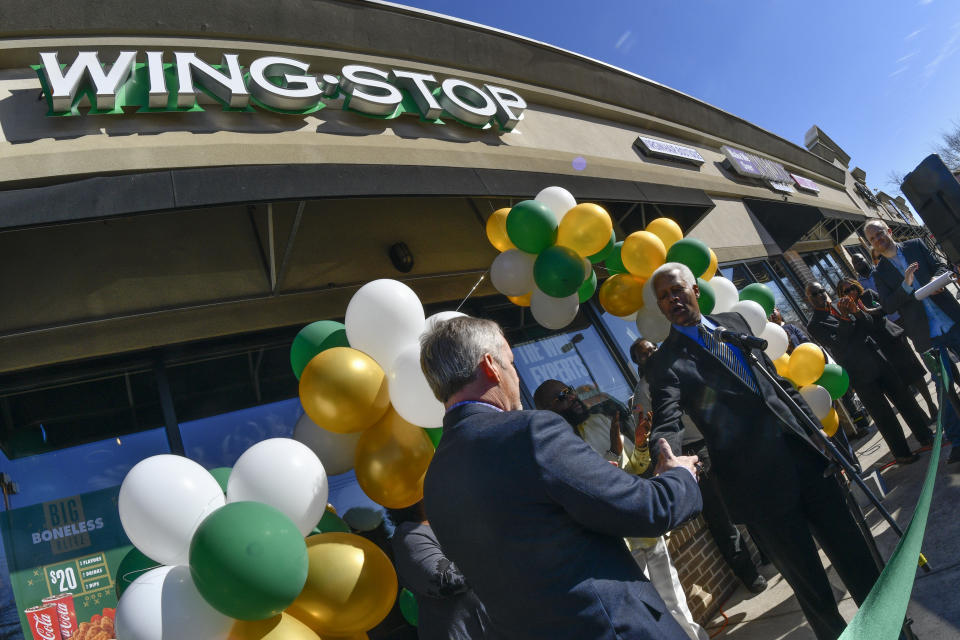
[739,345,923,639]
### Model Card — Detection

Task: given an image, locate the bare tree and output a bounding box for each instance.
[936,120,960,171]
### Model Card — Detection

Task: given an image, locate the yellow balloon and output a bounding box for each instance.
[229,613,321,640]
[645,218,683,251]
[773,353,791,378]
[354,406,434,508]
[508,292,531,307]
[598,274,646,317]
[299,347,390,434]
[485,208,516,252]
[287,533,398,636]
[320,634,368,640]
[821,408,839,437]
[557,203,613,257]
[703,249,719,281]
[788,342,826,387]
[621,231,666,279]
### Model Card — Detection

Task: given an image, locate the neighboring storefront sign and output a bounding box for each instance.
[633,136,705,165]
[790,173,820,194]
[721,145,793,183]
[768,180,796,194]
[1,487,129,639]
[34,50,527,131]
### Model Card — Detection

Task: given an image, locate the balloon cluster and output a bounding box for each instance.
[293,279,454,509]
[487,186,614,329]
[773,343,850,437]
[114,442,398,640]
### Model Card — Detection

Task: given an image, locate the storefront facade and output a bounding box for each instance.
[0,0,932,636]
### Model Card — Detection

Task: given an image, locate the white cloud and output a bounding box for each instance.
[890,66,910,77]
[896,52,918,63]
[615,30,632,50]
[919,0,933,5]
[924,28,960,78]
[905,28,925,40]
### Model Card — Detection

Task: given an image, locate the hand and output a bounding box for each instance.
[653,439,699,478]
[836,298,856,316]
[609,412,623,456]
[904,262,919,288]
[635,411,652,449]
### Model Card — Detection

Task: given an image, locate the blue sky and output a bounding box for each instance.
[396,0,960,195]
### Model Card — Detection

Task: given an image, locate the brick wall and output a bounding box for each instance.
[666,515,763,625]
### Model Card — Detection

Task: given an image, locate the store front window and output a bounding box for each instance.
[746,262,806,326]
[597,307,645,365]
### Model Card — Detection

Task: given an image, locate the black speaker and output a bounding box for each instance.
[901,154,960,264]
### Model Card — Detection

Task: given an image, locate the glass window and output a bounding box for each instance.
[512,326,634,407]
[746,262,805,326]
[821,252,852,287]
[770,258,813,320]
[803,253,836,289]
[719,264,756,290]
[596,308,644,367]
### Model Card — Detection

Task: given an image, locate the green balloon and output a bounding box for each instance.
[290,320,349,380]
[578,270,598,303]
[400,587,419,627]
[189,501,308,621]
[588,230,616,264]
[115,547,161,599]
[311,509,351,535]
[816,363,850,400]
[424,427,443,449]
[534,246,586,298]
[665,238,711,277]
[739,283,776,318]
[697,278,715,315]
[604,241,627,275]
[505,200,558,254]
[208,467,231,493]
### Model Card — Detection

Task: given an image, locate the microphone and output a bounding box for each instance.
[715,326,768,351]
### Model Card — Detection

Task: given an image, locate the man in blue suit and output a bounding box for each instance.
[865,218,960,464]
[420,316,702,640]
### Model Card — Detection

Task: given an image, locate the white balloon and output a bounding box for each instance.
[345,279,426,369]
[710,277,739,313]
[730,300,767,336]
[799,385,833,420]
[388,342,446,428]
[490,249,537,297]
[636,307,671,342]
[293,413,362,476]
[424,310,467,333]
[760,322,790,360]
[582,257,593,281]
[115,565,233,640]
[226,438,328,537]
[534,185,577,224]
[642,278,659,312]
[530,288,579,329]
[118,455,225,566]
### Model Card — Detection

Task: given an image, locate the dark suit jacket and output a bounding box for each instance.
[424,403,701,640]
[873,238,960,352]
[806,308,887,386]
[646,312,826,523]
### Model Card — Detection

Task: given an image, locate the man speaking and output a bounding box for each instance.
[420,316,701,640]
[646,263,881,640]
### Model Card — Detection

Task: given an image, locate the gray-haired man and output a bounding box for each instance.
[420,316,701,640]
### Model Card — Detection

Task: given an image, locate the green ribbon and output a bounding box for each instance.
[838,351,948,639]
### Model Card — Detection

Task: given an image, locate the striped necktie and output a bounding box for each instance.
[699,325,760,394]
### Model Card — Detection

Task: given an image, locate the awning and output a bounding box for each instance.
[743,198,867,251]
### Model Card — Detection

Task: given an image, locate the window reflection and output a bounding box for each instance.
[746,262,804,325]
[596,307,644,367]
[770,259,812,320]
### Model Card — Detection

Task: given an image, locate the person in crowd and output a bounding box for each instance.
[851,253,879,296]
[865,218,960,464]
[805,281,933,464]
[837,277,937,418]
[630,339,768,596]
[532,378,708,640]
[646,262,884,640]
[388,501,491,640]
[768,307,810,354]
[420,316,702,640]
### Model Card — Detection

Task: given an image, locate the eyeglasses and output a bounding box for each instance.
[838,288,857,297]
[554,387,576,404]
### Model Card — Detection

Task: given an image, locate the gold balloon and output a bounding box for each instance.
[485,208,516,252]
[773,353,791,378]
[703,249,719,281]
[598,274,646,317]
[621,231,666,279]
[229,613,321,640]
[508,292,531,307]
[287,533,398,636]
[355,406,434,508]
[645,218,683,251]
[299,347,390,434]
[821,408,839,437]
[788,342,826,387]
[557,203,613,257]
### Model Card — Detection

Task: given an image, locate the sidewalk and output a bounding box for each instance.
[703,405,960,639]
